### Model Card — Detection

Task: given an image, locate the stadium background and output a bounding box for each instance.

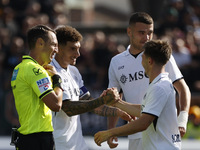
[0,0,200,149]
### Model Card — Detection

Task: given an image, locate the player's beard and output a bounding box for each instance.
[132,44,143,53]
[132,40,144,52]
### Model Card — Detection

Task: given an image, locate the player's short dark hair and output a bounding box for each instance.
[143,40,172,65]
[55,25,83,46]
[27,24,55,50]
[129,12,153,26]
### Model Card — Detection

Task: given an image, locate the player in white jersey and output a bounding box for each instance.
[107,12,191,150]
[51,25,132,150]
[94,40,181,150]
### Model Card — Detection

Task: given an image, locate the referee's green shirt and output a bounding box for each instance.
[11,56,54,135]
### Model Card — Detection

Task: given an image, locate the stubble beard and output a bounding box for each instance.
[132,42,144,52]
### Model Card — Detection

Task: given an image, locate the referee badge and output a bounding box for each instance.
[33,68,43,76]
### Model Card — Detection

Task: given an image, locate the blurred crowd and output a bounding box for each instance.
[0,0,200,136]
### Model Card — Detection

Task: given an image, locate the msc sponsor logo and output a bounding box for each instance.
[120,71,148,84]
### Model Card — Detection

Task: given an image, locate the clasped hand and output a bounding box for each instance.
[101,87,120,105]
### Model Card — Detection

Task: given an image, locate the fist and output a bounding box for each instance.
[103,88,120,105]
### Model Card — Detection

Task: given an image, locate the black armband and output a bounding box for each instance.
[51,74,62,89]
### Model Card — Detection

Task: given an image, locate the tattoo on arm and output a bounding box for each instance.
[94,105,117,117]
[62,97,105,117]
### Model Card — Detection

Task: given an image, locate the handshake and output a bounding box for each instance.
[100,87,121,106]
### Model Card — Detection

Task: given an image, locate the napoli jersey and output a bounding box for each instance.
[142,73,181,150]
[51,59,88,150]
[108,46,183,139]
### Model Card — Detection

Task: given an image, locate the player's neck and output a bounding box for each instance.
[29,51,43,65]
[149,66,165,82]
[129,46,143,55]
[55,54,69,69]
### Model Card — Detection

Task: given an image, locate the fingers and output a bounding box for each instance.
[179,127,186,137]
[117,108,132,122]
[102,88,120,105]
[100,90,107,97]
[94,131,111,147]
[107,137,118,148]
[94,132,102,146]
[43,64,57,76]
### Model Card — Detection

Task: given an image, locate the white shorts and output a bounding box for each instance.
[128,138,143,150]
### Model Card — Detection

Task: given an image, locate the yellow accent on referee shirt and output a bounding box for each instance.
[11,55,53,135]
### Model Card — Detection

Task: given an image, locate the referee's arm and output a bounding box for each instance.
[42,88,63,112]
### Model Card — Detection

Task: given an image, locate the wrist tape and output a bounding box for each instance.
[177,111,188,130]
[51,74,62,89]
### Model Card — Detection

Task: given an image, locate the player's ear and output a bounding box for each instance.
[36,38,45,48]
[127,27,131,36]
[148,57,153,65]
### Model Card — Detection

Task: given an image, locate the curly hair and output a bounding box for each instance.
[55,25,83,46]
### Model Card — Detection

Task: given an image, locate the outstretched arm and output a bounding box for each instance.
[94,113,155,146]
[93,105,132,122]
[114,99,141,118]
[62,88,119,116]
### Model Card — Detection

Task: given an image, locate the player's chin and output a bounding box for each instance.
[70,60,76,66]
[48,58,52,63]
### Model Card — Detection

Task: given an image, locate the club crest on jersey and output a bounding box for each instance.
[33,68,43,76]
[120,74,128,84]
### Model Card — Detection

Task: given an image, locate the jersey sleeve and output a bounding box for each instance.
[75,67,90,98]
[165,55,183,83]
[108,58,121,92]
[26,65,53,99]
[142,86,168,117]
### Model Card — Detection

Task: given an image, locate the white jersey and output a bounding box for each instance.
[142,73,181,150]
[108,46,183,139]
[51,59,88,150]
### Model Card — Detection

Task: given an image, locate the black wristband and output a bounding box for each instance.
[51,74,62,89]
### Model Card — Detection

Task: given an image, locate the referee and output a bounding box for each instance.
[11,25,63,150]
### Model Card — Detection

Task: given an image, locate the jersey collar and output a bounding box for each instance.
[124,45,131,56]
[125,45,144,58]
[22,55,38,64]
[51,58,63,70]
[151,73,169,85]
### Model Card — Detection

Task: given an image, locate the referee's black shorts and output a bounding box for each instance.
[15,132,54,150]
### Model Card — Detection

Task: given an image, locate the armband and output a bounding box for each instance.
[177,111,188,130]
[51,74,62,89]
